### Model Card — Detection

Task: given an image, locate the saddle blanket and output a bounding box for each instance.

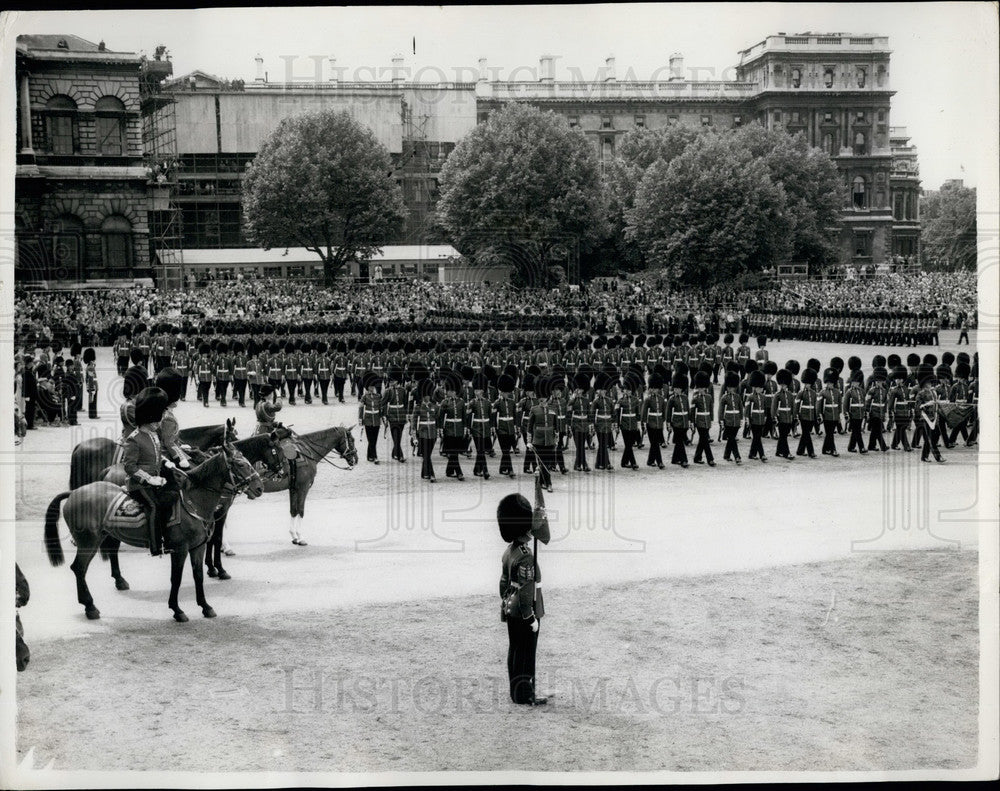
[102,491,183,546]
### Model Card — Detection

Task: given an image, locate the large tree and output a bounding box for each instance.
[243,109,406,286]
[436,103,606,287]
[920,182,977,271]
[627,132,792,286]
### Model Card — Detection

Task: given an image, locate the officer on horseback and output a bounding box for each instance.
[122,388,177,556]
[254,384,298,489]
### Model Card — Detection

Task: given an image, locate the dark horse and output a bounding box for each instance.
[45,442,264,622]
[69,424,231,490]
[258,425,357,546]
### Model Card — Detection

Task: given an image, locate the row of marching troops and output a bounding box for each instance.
[228,343,976,484]
[18,343,100,430]
[116,330,825,410]
[744,309,946,346]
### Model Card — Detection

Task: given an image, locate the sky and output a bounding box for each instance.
[3,3,998,191]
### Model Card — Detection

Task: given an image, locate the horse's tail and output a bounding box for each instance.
[69,449,86,490]
[45,491,71,567]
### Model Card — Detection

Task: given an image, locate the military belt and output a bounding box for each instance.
[620,413,636,417]
[647,411,662,416]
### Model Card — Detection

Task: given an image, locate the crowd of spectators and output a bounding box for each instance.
[14,270,977,350]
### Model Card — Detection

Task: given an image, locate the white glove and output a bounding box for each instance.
[526,443,534,451]
[179,460,191,470]
[529,616,539,633]
[150,476,167,487]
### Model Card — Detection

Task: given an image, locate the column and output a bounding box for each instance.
[20,73,34,154]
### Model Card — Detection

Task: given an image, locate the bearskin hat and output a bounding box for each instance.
[849,369,864,384]
[418,378,437,402]
[549,375,566,395]
[593,336,607,350]
[784,360,800,375]
[671,372,689,391]
[644,335,657,349]
[232,340,245,354]
[763,360,778,376]
[906,353,921,367]
[82,347,96,364]
[807,358,821,373]
[498,493,533,542]
[129,349,145,365]
[122,368,149,400]
[955,361,971,379]
[722,371,739,389]
[155,368,186,404]
[922,353,938,367]
[935,364,952,382]
[694,370,711,389]
[830,356,844,373]
[801,368,818,387]
[886,354,900,368]
[471,372,487,391]
[649,372,665,390]
[496,373,516,394]
[387,366,404,383]
[134,387,169,426]
[757,335,767,348]
[634,334,646,348]
[749,370,766,389]
[607,336,620,350]
[362,372,381,391]
[956,351,971,365]
[918,365,936,387]
[776,368,792,387]
[848,356,862,372]
[738,333,749,345]
[440,369,462,393]
[941,351,955,367]
[872,366,888,382]
[823,367,839,384]
[707,333,720,345]
[622,371,643,392]
[699,361,713,375]
[872,355,886,369]
[522,374,536,394]
[175,340,187,353]
[573,371,591,391]
[892,365,908,381]
[69,342,81,358]
[745,359,758,374]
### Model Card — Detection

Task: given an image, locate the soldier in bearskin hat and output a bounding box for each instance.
[642,371,667,469]
[359,371,384,464]
[283,342,301,405]
[299,340,315,405]
[590,372,616,471]
[795,368,819,458]
[817,369,842,456]
[519,373,540,474]
[231,340,250,407]
[383,366,410,463]
[195,343,214,407]
[498,492,547,706]
[266,342,285,403]
[439,369,468,480]
[666,370,690,467]
[772,368,796,460]
[411,378,440,482]
[114,331,131,376]
[690,370,715,466]
[494,372,520,477]
[527,375,558,490]
[843,366,868,454]
[887,366,913,451]
[122,387,176,556]
[83,347,99,419]
[214,340,232,407]
[467,372,494,479]
[865,366,890,452]
[914,365,945,463]
[568,370,592,472]
[616,371,644,470]
[744,369,768,462]
[171,340,190,402]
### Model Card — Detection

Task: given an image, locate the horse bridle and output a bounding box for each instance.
[286,427,357,471]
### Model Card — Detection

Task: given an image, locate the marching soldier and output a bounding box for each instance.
[817,369,842,456]
[266,343,284,403]
[718,369,743,464]
[690,370,715,466]
[568,372,593,472]
[439,370,468,481]
[762,361,779,439]
[887,366,914,451]
[744,369,768,462]
[214,341,232,407]
[171,340,190,402]
[114,332,131,376]
[196,344,213,407]
[549,376,570,474]
[865,366,890,452]
[735,333,751,371]
[772,368,796,460]
[642,372,667,469]
[519,375,540,475]
[590,373,616,471]
[795,368,819,458]
[231,341,249,407]
[843,369,868,454]
[383,367,410,463]
[616,371,644,470]
[494,373,520,478]
[299,341,315,405]
[527,376,558,490]
[947,359,973,447]
[359,372,384,464]
[283,343,301,406]
[467,373,494,479]
[316,342,333,405]
[246,346,263,407]
[411,379,440,482]
[914,366,945,463]
[666,371,690,468]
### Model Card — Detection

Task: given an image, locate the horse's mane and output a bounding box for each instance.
[185,449,227,485]
[233,433,269,456]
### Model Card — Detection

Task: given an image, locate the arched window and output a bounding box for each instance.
[856,68,866,88]
[45,95,78,155]
[101,215,133,273]
[822,133,835,155]
[852,177,867,209]
[50,214,84,279]
[95,96,126,156]
[791,68,802,88]
[823,68,835,88]
[853,131,867,156]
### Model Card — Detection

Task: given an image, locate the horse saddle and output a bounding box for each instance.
[104,491,182,533]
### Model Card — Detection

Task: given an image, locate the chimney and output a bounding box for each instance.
[539,55,555,83]
[669,52,684,81]
[391,54,405,84]
[478,57,488,83]
[605,54,616,83]
[254,53,264,83]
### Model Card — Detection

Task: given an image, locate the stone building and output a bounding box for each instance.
[14,35,151,284]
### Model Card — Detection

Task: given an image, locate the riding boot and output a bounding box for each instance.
[149,504,162,556]
[158,507,173,554]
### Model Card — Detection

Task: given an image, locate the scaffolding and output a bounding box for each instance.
[140,58,184,290]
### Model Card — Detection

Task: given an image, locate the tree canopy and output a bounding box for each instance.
[242,109,406,286]
[436,103,606,287]
[920,182,977,271]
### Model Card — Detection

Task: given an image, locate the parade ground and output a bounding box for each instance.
[13,333,981,774]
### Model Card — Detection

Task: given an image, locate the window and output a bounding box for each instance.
[733,115,743,127]
[854,233,870,257]
[773,110,782,123]
[823,111,834,123]
[601,115,613,129]
[856,67,866,88]
[45,95,78,155]
[823,133,835,155]
[877,109,885,122]
[823,68,835,88]
[667,115,678,125]
[634,114,645,128]
[854,131,867,156]
[264,266,282,278]
[855,111,866,122]
[791,68,802,88]
[601,136,614,160]
[852,177,867,209]
[95,96,126,155]
[701,115,711,127]
[101,215,133,272]
[790,111,801,124]
[568,114,580,128]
